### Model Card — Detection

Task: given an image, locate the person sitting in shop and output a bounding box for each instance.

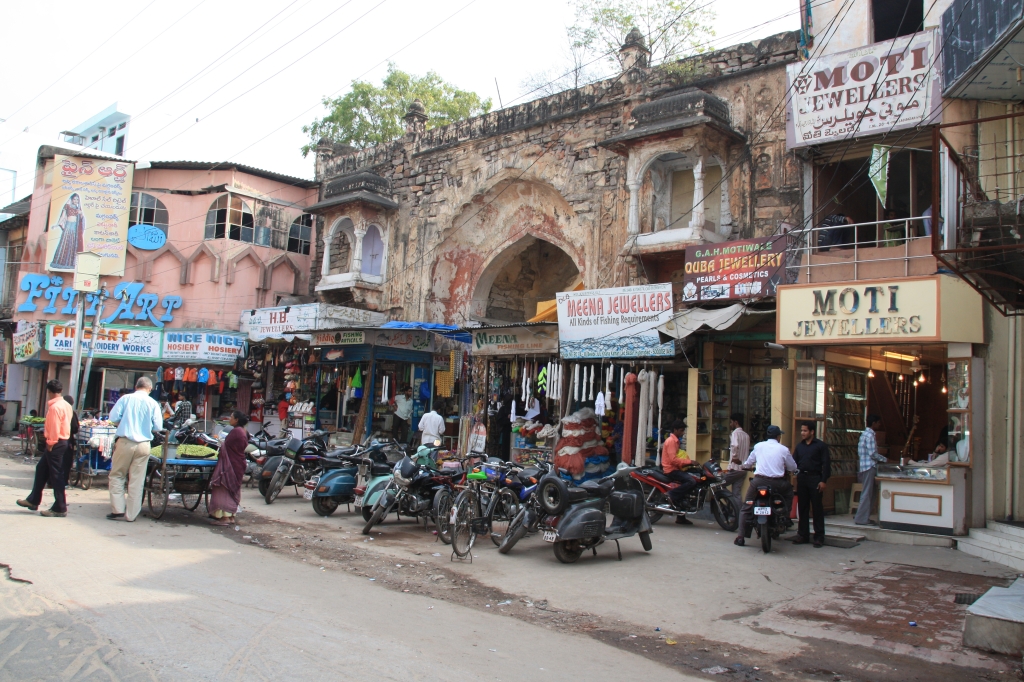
[915,440,949,465]
[661,420,696,526]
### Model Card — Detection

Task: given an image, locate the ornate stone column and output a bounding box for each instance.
[351,223,367,274]
[719,166,733,234]
[627,181,641,235]
[688,156,705,230]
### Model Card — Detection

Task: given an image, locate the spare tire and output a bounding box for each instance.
[538,475,570,516]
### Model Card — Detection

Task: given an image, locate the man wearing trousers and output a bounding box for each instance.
[854,415,887,525]
[734,425,797,546]
[722,414,750,504]
[17,379,73,517]
[792,421,830,547]
[107,377,164,521]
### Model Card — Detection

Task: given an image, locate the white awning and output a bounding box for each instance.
[657,303,772,341]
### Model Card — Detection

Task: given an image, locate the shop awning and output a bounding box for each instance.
[656,303,773,342]
[380,321,471,344]
[527,277,584,323]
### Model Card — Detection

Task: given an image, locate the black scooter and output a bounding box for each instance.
[751,481,790,554]
[536,465,653,564]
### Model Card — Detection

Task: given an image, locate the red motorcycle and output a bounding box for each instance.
[630,459,739,531]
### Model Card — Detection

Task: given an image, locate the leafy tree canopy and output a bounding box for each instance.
[302,63,491,155]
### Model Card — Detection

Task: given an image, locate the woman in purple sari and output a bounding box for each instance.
[209,410,249,526]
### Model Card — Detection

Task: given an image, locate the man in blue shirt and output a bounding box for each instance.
[854,415,887,525]
[107,376,164,522]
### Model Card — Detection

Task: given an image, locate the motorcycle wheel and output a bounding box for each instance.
[361,505,374,522]
[265,468,287,504]
[80,473,93,491]
[433,489,454,545]
[646,489,667,525]
[362,497,389,535]
[761,524,772,554]
[712,491,740,532]
[312,497,339,517]
[538,476,569,516]
[553,540,584,564]
[258,477,270,497]
[488,488,519,547]
[498,507,528,555]
[639,530,653,552]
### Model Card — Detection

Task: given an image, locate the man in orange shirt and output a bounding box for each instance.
[662,419,697,525]
[18,379,73,517]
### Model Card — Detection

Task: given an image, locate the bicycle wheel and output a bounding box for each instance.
[181,489,202,511]
[487,488,520,547]
[433,488,454,545]
[147,468,168,519]
[450,490,476,558]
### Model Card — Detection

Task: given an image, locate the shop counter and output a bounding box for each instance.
[876,464,967,535]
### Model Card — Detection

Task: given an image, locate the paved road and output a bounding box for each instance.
[0,454,699,681]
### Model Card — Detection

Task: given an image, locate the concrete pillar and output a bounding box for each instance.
[689,157,705,230]
[627,182,641,235]
[351,225,367,274]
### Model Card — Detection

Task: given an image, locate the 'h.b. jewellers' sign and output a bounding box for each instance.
[17,274,182,327]
[776,279,939,344]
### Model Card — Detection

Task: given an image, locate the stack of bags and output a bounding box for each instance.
[554,408,611,481]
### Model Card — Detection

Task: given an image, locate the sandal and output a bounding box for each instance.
[209,519,232,526]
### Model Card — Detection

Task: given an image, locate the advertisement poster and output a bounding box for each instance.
[13,322,42,363]
[556,284,675,359]
[47,322,161,361]
[45,155,134,276]
[681,236,787,303]
[162,330,246,365]
[786,30,940,148]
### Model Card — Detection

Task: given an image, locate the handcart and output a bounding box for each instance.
[18,418,45,457]
[146,445,218,519]
[72,425,117,489]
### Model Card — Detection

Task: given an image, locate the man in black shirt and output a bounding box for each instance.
[792,421,830,547]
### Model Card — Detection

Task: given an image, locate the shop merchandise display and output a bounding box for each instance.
[554,407,611,481]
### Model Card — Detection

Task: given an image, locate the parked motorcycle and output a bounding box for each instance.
[360,444,460,535]
[256,436,293,496]
[263,433,330,504]
[751,481,790,554]
[354,438,422,522]
[172,420,221,451]
[631,459,739,531]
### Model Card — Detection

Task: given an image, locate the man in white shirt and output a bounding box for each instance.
[722,413,750,503]
[391,385,414,444]
[107,377,164,522]
[418,408,445,446]
[734,425,797,546]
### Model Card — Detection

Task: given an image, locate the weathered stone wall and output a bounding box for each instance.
[312,31,804,323]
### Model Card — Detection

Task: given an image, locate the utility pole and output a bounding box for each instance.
[76,285,112,412]
[69,252,103,408]
[67,297,86,405]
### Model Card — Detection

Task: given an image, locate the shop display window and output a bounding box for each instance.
[824,365,868,478]
[876,463,950,483]
[946,358,972,465]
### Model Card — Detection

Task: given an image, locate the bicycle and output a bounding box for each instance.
[451,460,521,559]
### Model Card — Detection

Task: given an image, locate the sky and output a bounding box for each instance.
[0,0,799,202]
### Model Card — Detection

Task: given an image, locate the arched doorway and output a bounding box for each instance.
[471,236,580,323]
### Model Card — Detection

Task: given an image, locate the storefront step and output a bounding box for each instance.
[963,578,1024,657]
[824,516,955,548]
[957,533,1024,573]
[984,521,1024,541]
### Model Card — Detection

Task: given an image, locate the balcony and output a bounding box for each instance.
[789,217,940,284]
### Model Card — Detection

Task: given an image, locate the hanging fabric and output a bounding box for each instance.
[510,398,517,422]
[573,364,580,402]
[618,366,625,403]
[636,370,651,465]
[656,373,665,466]
[647,371,657,439]
[594,389,606,417]
[605,364,613,407]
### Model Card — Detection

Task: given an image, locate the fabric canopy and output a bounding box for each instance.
[656,303,772,341]
[380,321,472,344]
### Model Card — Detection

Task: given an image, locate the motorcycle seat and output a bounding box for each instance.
[321,457,354,470]
[580,479,615,498]
[325,446,357,458]
[644,469,673,484]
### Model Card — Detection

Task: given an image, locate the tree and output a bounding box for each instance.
[302,63,491,155]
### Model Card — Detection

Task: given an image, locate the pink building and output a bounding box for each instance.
[8,145,317,416]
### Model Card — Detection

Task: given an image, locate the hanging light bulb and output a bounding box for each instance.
[913,379,919,387]
[898,373,904,381]
[867,368,875,378]
[942,385,947,394]
[918,372,926,383]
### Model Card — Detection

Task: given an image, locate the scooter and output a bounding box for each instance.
[256,436,292,496]
[264,433,330,504]
[538,464,653,564]
[352,436,414,521]
[751,481,791,554]
[631,459,740,531]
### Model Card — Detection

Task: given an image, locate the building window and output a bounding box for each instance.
[288,213,313,255]
[361,225,384,276]
[204,195,256,243]
[128,192,169,234]
[872,0,923,43]
[115,135,125,156]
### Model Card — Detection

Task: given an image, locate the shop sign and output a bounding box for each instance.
[785,30,941,148]
[242,303,385,341]
[13,322,42,363]
[556,284,675,359]
[46,322,162,360]
[373,330,433,352]
[433,354,450,371]
[45,155,134,276]
[775,276,990,345]
[681,236,787,302]
[471,325,559,356]
[312,330,365,346]
[161,329,246,365]
[17,273,183,327]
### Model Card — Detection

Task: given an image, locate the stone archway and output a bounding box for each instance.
[470,235,579,323]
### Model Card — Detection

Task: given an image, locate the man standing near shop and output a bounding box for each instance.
[418,406,446,447]
[107,377,163,522]
[855,415,887,526]
[392,385,414,445]
[170,395,193,428]
[734,425,797,546]
[793,421,830,547]
[17,379,73,517]
[722,413,750,504]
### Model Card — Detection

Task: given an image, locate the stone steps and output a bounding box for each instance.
[955,522,1024,572]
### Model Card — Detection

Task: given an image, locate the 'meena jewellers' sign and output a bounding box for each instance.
[786,29,941,148]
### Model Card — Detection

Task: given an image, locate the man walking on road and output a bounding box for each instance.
[722,413,750,504]
[17,379,73,517]
[854,415,887,525]
[107,377,163,522]
[734,425,797,546]
[793,421,830,547]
